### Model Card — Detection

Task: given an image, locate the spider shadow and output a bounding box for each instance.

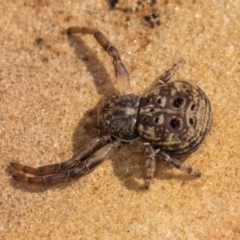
[109,148,202,191]
[66,33,150,191]
[8,33,199,192]
[66,33,155,191]
[66,33,115,96]
[8,33,115,193]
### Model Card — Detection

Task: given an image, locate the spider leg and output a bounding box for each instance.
[130,140,156,189]
[66,27,131,94]
[157,150,201,177]
[10,134,112,177]
[158,60,184,83]
[11,139,122,185]
[130,140,201,188]
[143,143,156,189]
[145,60,184,94]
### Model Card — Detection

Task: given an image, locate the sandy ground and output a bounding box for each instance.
[1,0,240,239]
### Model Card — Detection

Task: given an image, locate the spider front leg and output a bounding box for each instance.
[130,141,156,189]
[146,60,184,92]
[10,134,114,185]
[143,143,156,189]
[66,27,131,94]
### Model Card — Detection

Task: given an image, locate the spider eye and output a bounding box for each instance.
[170,118,181,129]
[173,98,183,108]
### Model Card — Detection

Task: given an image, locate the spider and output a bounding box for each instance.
[10,27,212,189]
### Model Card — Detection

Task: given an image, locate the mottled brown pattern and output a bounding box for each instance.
[138,81,212,155]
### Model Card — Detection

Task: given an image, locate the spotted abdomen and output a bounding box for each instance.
[137,81,212,155]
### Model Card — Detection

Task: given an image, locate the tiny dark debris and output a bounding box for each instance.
[35,38,43,45]
[143,10,161,28]
[109,0,118,8]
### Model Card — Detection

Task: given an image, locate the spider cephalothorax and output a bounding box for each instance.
[10,27,212,189]
[97,94,140,141]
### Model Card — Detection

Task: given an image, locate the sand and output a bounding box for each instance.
[1,0,239,239]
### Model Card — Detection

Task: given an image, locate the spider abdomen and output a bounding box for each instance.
[137,81,212,155]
